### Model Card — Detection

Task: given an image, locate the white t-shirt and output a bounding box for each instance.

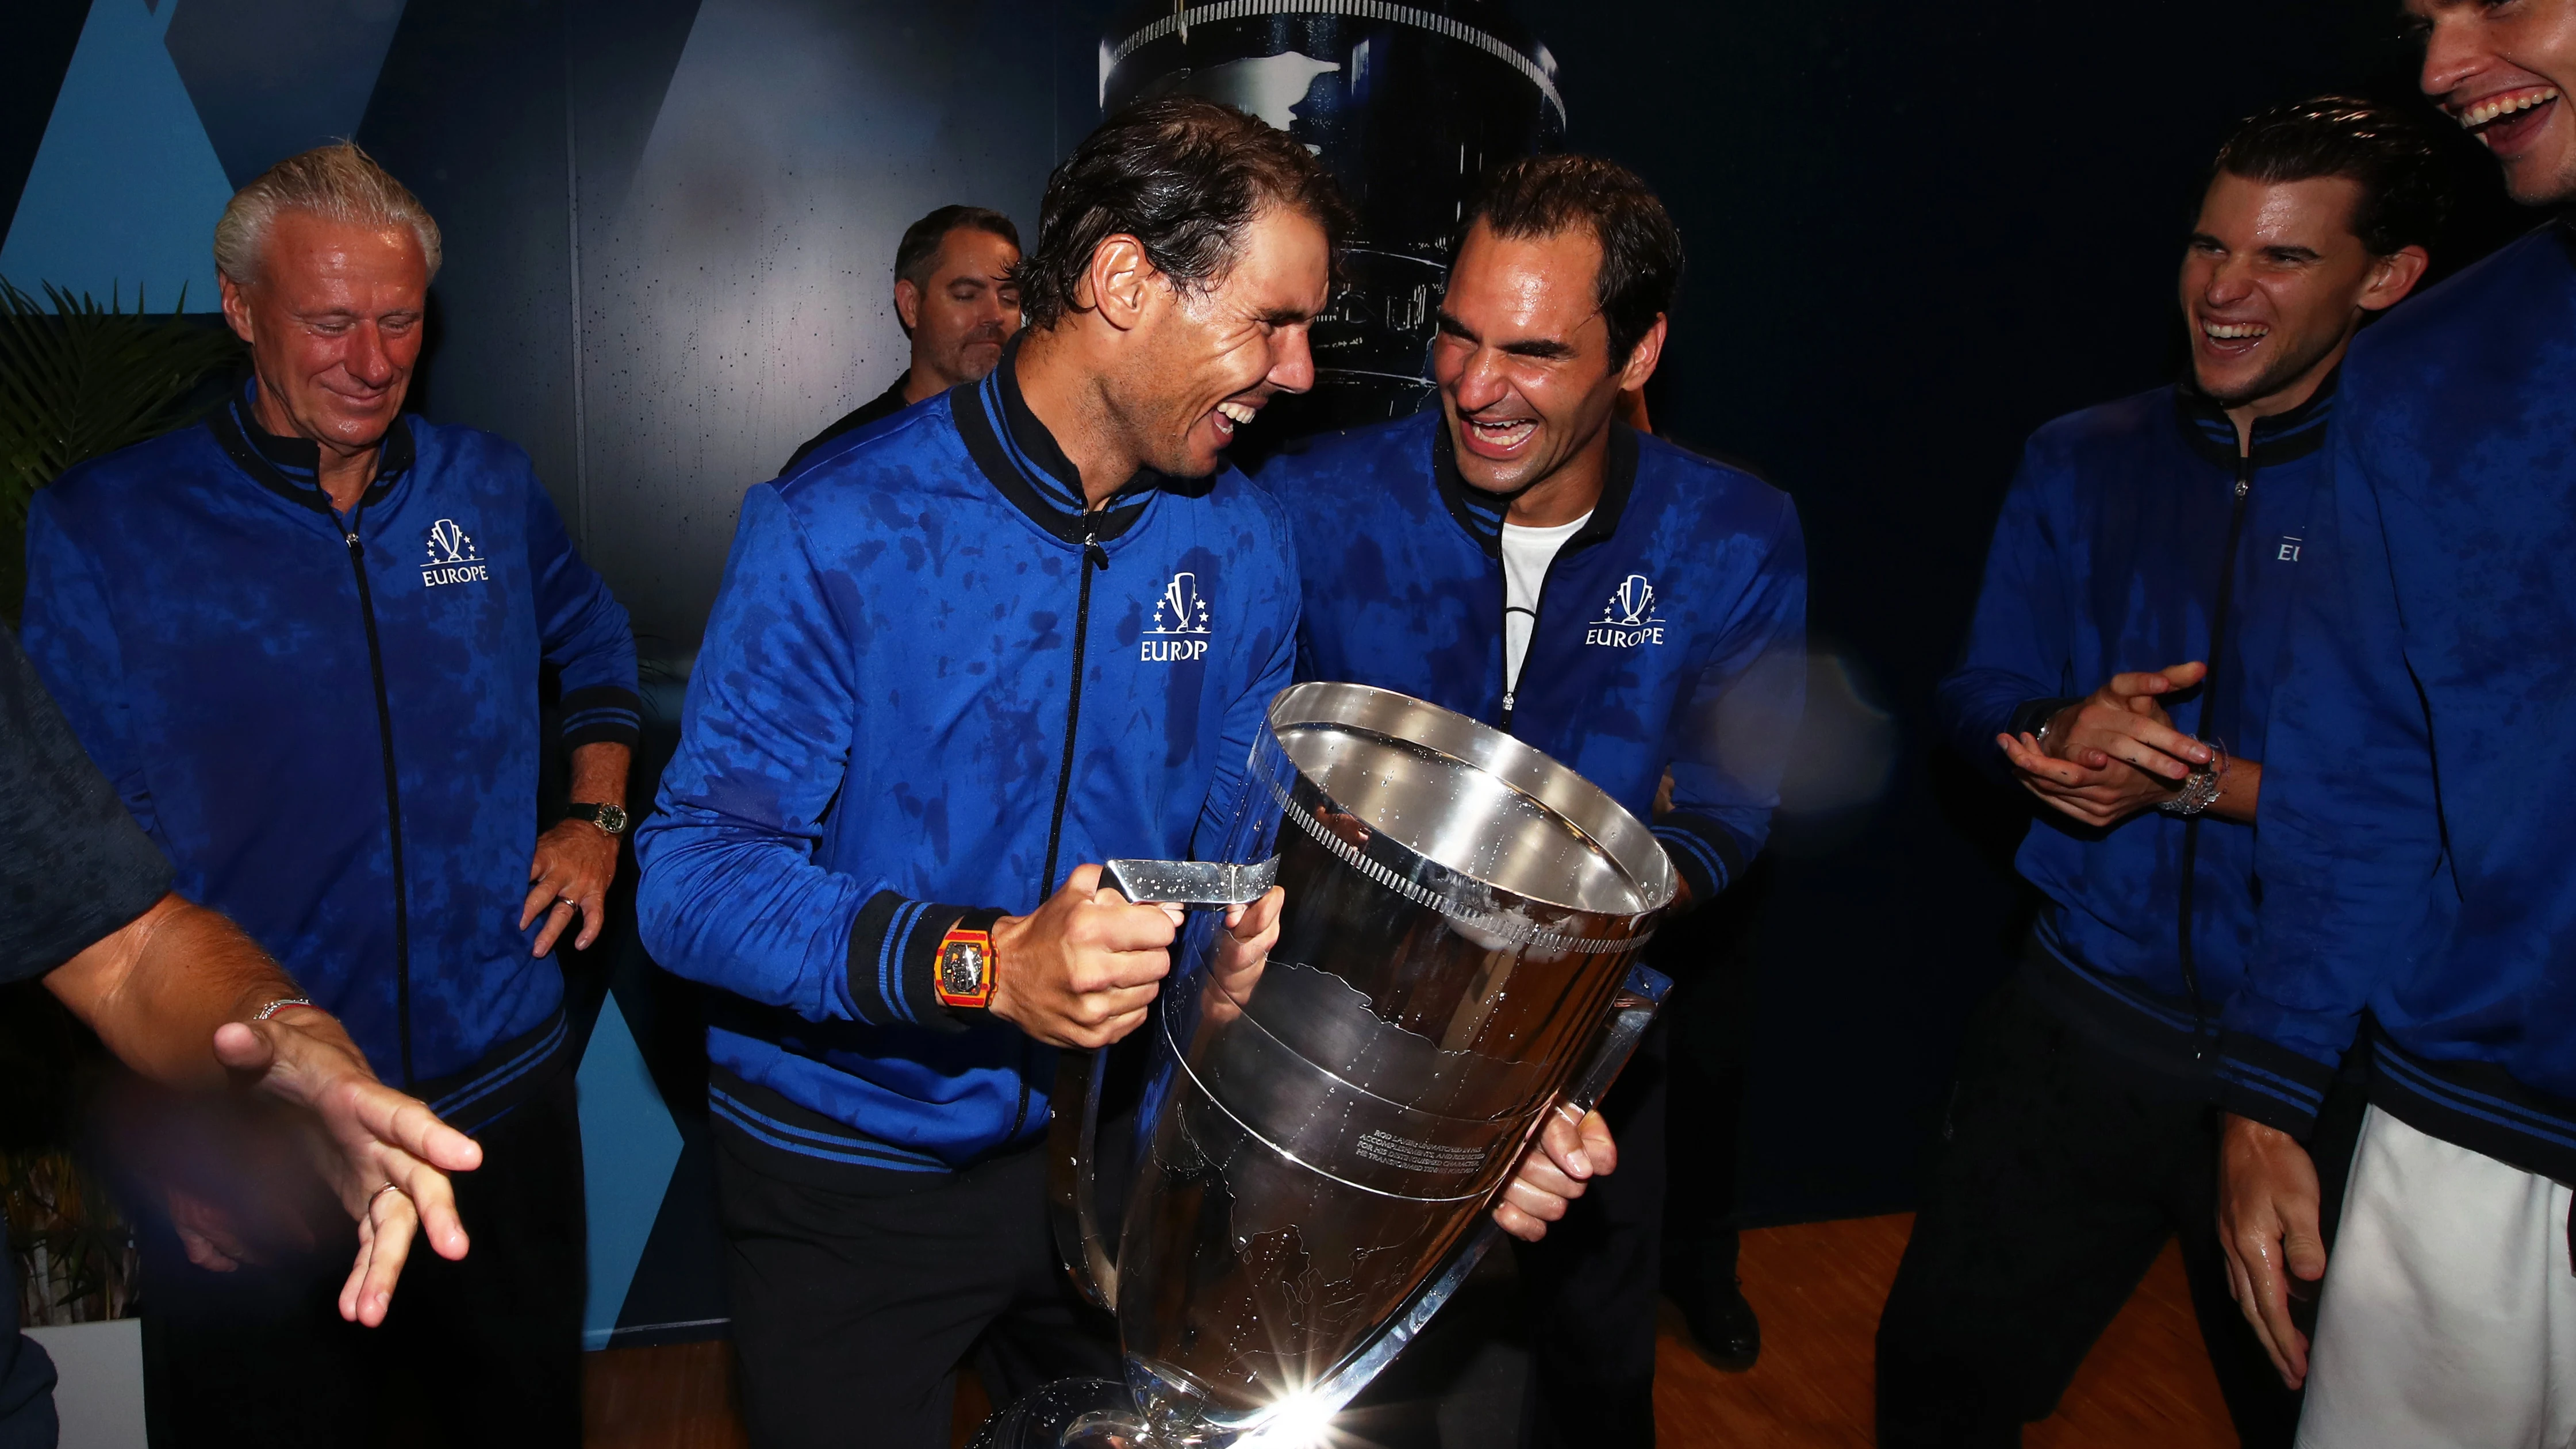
[1499,511,1592,692]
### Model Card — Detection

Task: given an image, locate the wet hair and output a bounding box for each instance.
[2212,97,2448,256]
[1456,153,1685,366]
[893,205,1020,290]
[1014,95,1350,330]
[213,141,442,285]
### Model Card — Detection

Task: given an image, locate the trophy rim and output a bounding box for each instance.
[1264,681,1679,920]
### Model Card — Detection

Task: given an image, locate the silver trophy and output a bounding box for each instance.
[977,682,1677,1448]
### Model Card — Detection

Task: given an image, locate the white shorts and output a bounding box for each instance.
[2298,1105,2576,1448]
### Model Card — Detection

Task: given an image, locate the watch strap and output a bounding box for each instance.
[2010,697,2082,741]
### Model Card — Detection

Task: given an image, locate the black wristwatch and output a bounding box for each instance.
[567,802,630,836]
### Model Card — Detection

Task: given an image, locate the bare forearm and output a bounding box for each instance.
[2210,757,2262,824]
[569,742,631,808]
[44,893,301,1087]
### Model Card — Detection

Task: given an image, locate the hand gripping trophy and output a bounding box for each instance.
[976,682,1678,1447]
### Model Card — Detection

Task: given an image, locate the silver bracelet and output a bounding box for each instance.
[2159,740,2231,817]
[251,997,316,1021]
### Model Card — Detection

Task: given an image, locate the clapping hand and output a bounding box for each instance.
[1998,662,2214,827]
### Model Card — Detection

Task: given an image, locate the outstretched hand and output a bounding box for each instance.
[213,1010,483,1325]
[2217,1113,2327,1388]
[1494,1102,1617,1243]
[2000,662,2213,827]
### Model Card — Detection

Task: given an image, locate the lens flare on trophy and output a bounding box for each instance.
[1245,1391,1338,1447]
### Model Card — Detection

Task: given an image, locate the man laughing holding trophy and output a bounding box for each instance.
[1261,153,1808,1448]
[637,98,1616,1449]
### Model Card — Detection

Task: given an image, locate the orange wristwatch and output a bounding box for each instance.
[934,921,996,1012]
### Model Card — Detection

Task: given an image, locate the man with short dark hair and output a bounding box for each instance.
[1262,153,1809,1449]
[1888,98,2441,1447]
[782,204,1022,471]
[640,98,1326,1449]
[21,140,638,1447]
[2217,6,2576,1440]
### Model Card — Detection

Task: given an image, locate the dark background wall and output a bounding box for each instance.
[1,0,2526,1331]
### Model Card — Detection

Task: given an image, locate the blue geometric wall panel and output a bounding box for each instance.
[165,0,410,188]
[0,0,235,308]
[575,989,685,1350]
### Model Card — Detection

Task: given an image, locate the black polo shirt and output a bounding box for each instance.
[781,372,914,474]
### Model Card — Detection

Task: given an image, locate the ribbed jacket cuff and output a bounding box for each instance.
[840,892,986,1032]
[1650,811,1745,908]
[2008,697,2081,739]
[2214,1030,2338,1141]
[560,683,643,750]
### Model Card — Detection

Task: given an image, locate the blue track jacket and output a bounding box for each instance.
[2219,224,2576,1181]
[1260,414,1805,903]
[1938,381,2335,1070]
[22,387,640,1125]
[634,347,1298,1178]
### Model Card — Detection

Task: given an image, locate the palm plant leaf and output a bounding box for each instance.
[0,279,245,616]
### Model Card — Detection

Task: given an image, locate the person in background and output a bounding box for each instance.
[0,626,481,1449]
[781,203,1023,471]
[1890,98,2440,1447]
[20,141,639,1447]
[1262,153,1809,1449]
[2217,5,2576,1442]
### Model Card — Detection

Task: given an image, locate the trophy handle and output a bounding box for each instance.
[1046,1046,1119,1309]
[1046,855,1284,1310]
[1296,960,1675,1420]
[1558,960,1675,1119]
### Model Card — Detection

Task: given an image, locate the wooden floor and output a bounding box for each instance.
[1653,1214,2234,1447]
[583,1214,2236,1447]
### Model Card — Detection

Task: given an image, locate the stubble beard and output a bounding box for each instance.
[2198,324,2346,411]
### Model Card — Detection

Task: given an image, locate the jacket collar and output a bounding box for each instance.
[205,378,414,516]
[2171,365,2338,470]
[1433,413,1640,561]
[951,333,1177,546]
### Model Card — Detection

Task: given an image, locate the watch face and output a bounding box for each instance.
[940,941,988,998]
[597,802,629,835]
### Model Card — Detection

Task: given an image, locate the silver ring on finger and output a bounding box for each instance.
[367,1181,404,1212]
[556,896,577,909]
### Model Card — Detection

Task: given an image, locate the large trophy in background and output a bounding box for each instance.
[1099,0,1565,445]
[974,683,1675,1447]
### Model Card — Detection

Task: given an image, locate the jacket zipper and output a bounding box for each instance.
[1498,548,1568,736]
[2174,451,2256,1059]
[343,509,416,1087]
[1020,525,1108,1143]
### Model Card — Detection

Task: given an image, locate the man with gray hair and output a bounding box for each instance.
[21,140,639,1446]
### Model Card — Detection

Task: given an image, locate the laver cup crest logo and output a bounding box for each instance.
[423,518,490,589]
[1587,573,1667,648]
[1142,571,1212,662]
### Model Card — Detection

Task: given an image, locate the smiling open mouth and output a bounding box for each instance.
[1211,399,1257,440]
[2459,86,2560,144]
[2201,320,2268,343]
[1466,417,1536,449]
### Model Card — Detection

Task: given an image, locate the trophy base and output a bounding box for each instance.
[973,1374,1321,1449]
[968,1377,1150,1449]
